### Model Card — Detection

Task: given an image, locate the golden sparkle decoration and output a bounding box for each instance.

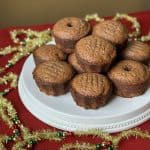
[0,13,150,150]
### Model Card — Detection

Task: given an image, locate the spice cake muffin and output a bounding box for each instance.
[71,73,112,109]
[52,17,91,53]
[93,20,128,46]
[33,61,74,96]
[33,45,66,65]
[121,41,150,64]
[75,35,116,73]
[68,53,85,73]
[108,60,150,98]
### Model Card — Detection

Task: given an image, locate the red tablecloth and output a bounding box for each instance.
[0,11,150,150]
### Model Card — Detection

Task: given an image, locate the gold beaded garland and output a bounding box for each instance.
[0,13,149,149]
[0,46,18,56]
[85,13,104,22]
[0,72,18,88]
[113,13,141,38]
[61,142,97,150]
[0,94,149,149]
[0,95,67,149]
[0,29,51,73]
[85,13,150,42]
[137,32,150,42]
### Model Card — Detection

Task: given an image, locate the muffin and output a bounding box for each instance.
[108,60,150,98]
[68,53,85,73]
[121,41,150,64]
[93,20,128,46]
[75,35,116,73]
[33,61,74,96]
[33,45,66,65]
[52,17,91,53]
[71,73,112,109]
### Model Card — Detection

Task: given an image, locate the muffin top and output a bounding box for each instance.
[93,20,128,44]
[121,41,150,62]
[33,45,66,61]
[52,17,91,40]
[108,60,150,85]
[71,73,111,97]
[33,61,74,84]
[68,53,84,73]
[75,35,116,65]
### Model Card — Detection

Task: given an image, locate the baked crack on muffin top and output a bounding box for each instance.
[75,35,116,65]
[71,73,111,97]
[33,61,74,84]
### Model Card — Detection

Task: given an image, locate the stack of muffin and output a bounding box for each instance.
[33,17,150,109]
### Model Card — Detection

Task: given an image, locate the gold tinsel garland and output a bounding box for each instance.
[0,13,149,150]
[85,13,104,22]
[84,13,150,42]
[0,95,67,149]
[74,128,150,149]
[113,13,141,38]
[0,29,51,73]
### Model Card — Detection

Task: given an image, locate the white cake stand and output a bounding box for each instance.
[18,52,150,133]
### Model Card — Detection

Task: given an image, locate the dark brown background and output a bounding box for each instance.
[0,0,150,28]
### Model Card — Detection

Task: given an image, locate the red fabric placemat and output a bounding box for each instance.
[0,11,150,150]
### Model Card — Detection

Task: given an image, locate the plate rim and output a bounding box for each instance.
[18,73,150,132]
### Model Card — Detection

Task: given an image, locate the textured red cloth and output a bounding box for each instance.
[0,11,150,150]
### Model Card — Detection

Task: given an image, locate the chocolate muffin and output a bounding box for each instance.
[93,20,128,46]
[108,60,150,98]
[52,17,91,53]
[75,35,116,73]
[68,53,85,73]
[33,61,74,96]
[71,73,112,109]
[33,45,66,65]
[121,41,150,64]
